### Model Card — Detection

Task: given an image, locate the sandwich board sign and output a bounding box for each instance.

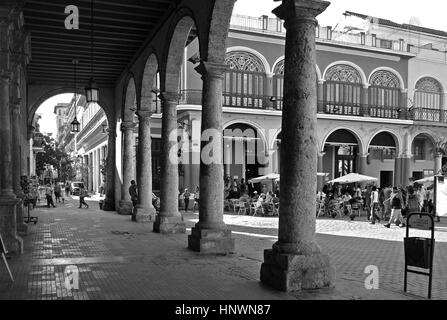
[0,233,14,282]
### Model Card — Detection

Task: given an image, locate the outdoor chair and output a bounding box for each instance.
[250,201,264,216]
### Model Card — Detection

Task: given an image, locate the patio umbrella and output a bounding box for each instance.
[274,172,328,182]
[248,173,280,184]
[328,173,378,184]
[414,176,434,185]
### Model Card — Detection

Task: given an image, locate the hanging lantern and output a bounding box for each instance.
[70,116,80,133]
[85,77,99,103]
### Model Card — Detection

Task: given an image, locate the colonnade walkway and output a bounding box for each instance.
[1,196,446,300]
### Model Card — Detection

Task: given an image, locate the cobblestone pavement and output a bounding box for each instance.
[0,196,445,300]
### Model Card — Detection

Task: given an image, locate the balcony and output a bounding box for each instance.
[180,89,447,124]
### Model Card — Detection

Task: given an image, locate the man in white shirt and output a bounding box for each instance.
[370,186,381,224]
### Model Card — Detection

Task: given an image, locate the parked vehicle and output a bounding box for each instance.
[70,181,85,196]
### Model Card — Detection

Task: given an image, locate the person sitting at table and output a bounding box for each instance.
[272,193,279,204]
[252,191,259,201]
[238,191,250,203]
[265,191,273,204]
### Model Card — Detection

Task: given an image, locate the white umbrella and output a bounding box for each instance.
[248,173,280,184]
[328,172,378,184]
[414,176,434,185]
[274,172,328,182]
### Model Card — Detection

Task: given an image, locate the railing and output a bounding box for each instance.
[179,89,447,124]
[413,108,446,122]
[230,14,407,52]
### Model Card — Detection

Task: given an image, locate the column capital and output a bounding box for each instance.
[106,128,117,138]
[317,151,326,157]
[273,0,330,26]
[194,61,226,79]
[358,153,369,158]
[120,121,136,132]
[159,91,180,103]
[136,109,153,119]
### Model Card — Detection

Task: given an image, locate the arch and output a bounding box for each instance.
[368,67,405,89]
[411,132,437,160]
[225,47,269,73]
[414,75,444,93]
[410,131,437,146]
[222,118,269,151]
[321,127,364,154]
[162,9,198,93]
[272,55,322,81]
[205,0,237,63]
[323,61,367,86]
[269,128,283,150]
[366,129,401,154]
[28,86,113,130]
[123,76,137,122]
[140,52,159,111]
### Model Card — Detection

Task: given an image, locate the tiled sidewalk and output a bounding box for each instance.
[1,196,443,300]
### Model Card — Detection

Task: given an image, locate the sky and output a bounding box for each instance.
[37,0,447,135]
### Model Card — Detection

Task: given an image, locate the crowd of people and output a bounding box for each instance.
[318,181,440,226]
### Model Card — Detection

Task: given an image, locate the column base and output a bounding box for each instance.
[118,200,133,215]
[102,197,115,211]
[0,198,24,254]
[260,248,335,292]
[134,206,156,223]
[16,202,28,236]
[153,215,186,234]
[188,226,235,254]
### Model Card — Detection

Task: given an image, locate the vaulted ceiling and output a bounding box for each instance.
[24,0,179,87]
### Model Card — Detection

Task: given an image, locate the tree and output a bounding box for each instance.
[35,133,73,181]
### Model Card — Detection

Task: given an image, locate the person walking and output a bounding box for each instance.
[100,180,105,197]
[193,186,200,212]
[54,183,62,203]
[384,187,405,228]
[79,186,89,208]
[183,188,191,211]
[129,180,138,220]
[45,183,56,208]
[406,185,420,213]
[370,186,381,224]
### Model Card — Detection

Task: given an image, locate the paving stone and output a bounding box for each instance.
[0,196,445,300]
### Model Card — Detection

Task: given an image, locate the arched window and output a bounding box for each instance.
[414,77,443,121]
[323,64,362,116]
[223,51,267,109]
[368,70,401,119]
[272,60,284,110]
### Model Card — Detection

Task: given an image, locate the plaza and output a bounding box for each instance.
[1,195,445,300]
[1,0,447,301]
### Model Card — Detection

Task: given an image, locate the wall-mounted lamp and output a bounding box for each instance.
[269,96,277,102]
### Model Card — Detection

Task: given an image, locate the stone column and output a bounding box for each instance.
[394,156,402,186]
[134,110,156,223]
[11,99,27,235]
[434,153,443,175]
[317,152,324,190]
[118,121,136,215]
[88,152,93,191]
[260,0,334,292]
[188,61,235,254]
[0,71,23,254]
[361,85,369,116]
[153,92,185,233]
[357,153,368,175]
[402,154,412,186]
[103,129,116,211]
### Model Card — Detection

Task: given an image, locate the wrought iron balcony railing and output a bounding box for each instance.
[179,90,447,124]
